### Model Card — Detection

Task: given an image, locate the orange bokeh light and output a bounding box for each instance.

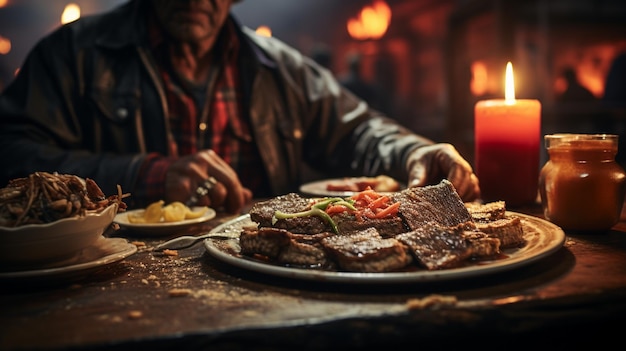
[470,60,488,97]
[61,3,81,24]
[0,35,11,55]
[347,0,391,40]
[255,25,272,38]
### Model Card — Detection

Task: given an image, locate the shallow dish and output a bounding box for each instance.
[0,203,119,265]
[299,178,404,197]
[204,212,566,284]
[114,207,216,236]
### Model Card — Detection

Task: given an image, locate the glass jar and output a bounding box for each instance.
[539,134,626,232]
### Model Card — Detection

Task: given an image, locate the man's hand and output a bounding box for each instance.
[406,143,480,202]
[164,150,253,214]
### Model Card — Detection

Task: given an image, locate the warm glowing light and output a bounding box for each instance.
[0,36,11,55]
[347,0,391,40]
[255,25,272,37]
[61,3,81,24]
[505,61,515,102]
[474,61,542,206]
[0,0,8,8]
[470,61,488,96]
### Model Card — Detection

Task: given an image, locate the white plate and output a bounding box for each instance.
[299,178,402,197]
[204,212,566,284]
[0,236,137,280]
[114,207,216,236]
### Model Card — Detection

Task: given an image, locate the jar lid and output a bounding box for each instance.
[544,133,618,149]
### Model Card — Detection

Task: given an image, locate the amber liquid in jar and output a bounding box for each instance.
[539,134,626,232]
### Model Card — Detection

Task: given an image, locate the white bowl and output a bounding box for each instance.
[0,203,119,266]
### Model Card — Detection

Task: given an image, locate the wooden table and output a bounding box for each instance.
[2,200,626,350]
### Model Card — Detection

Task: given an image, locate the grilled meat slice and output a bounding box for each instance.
[334,212,407,237]
[278,237,334,268]
[320,227,412,272]
[239,227,334,267]
[474,216,525,248]
[395,222,474,270]
[391,180,473,231]
[240,227,290,259]
[248,193,330,234]
[462,231,502,258]
[465,201,525,248]
[465,201,507,223]
[249,193,309,226]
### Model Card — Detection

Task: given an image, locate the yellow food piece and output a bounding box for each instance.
[143,200,165,223]
[163,201,187,222]
[126,212,147,223]
[185,206,208,219]
[132,200,207,224]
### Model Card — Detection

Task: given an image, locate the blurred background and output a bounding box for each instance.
[1,0,626,165]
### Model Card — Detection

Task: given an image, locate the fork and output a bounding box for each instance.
[152,232,236,251]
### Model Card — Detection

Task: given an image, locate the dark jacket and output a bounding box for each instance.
[0,0,431,206]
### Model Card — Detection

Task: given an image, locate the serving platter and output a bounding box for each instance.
[0,237,137,280]
[203,212,566,284]
[114,207,216,236]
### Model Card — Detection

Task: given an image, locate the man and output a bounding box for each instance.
[0,0,479,213]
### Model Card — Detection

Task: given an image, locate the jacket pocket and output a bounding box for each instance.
[89,88,140,124]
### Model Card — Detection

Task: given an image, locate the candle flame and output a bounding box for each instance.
[505,61,515,102]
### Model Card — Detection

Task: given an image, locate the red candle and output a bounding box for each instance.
[474,62,541,206]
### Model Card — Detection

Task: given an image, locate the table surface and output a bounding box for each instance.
[2,198,626,351]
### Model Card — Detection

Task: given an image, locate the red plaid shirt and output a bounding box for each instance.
[134,17,268,206]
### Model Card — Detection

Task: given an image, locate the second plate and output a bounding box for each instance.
[114,207,216,236]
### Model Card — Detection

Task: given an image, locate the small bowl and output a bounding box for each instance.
[0,203,119,266]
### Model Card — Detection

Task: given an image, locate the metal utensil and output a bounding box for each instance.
[153,232,236,251]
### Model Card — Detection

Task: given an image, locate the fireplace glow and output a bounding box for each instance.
[347,0,391,40]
